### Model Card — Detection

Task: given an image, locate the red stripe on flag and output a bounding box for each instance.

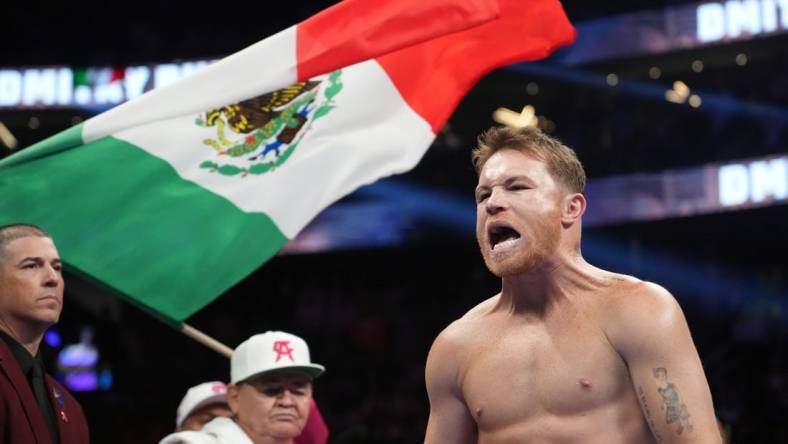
[296,0,500,82]
[377,0,576,134]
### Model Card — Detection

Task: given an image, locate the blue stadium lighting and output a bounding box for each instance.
[58,343,99,367]
[507,62,788,124]
[44,329,62,348]
[64,371,97,392]
[357,178,475,233]
[98,368,113,390]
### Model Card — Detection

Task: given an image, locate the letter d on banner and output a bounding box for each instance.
[719,163,749,206]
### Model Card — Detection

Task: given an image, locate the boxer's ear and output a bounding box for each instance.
[561,192,586,226]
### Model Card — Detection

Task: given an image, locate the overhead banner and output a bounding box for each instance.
[3,1,786,112]
[0,61,214,111]
[584,154,788,227]
[553,0,788,65]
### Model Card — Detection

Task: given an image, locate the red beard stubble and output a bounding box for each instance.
[476,210,562,277]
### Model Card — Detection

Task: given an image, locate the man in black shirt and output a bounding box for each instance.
[0,223,89,443]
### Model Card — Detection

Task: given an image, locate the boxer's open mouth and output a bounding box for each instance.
[488,223,521,250]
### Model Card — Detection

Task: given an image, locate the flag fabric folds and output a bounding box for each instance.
[0,0,575,322]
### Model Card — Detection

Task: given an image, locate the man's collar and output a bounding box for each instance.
[0,329,39,377]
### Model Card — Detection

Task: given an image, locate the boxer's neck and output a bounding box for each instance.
[497,251,599,318]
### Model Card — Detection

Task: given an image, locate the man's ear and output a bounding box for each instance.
[561,193,586,225]
[227,384,241,415]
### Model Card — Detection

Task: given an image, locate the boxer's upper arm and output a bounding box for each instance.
[424,330,476,444]
[607,282,721,443]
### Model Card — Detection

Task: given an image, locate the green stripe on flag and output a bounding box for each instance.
[0,136,287,322]
[0,124,84,169]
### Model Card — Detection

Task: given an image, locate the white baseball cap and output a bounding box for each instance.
[175,381,228,428]
[231,331,325,384]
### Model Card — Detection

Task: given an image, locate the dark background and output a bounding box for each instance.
[2,0,786,442]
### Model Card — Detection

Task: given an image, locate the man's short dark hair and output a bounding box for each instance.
[0,224,51,259]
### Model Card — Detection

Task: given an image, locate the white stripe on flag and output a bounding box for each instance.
[84,26,298,143]
[114,60,435,238]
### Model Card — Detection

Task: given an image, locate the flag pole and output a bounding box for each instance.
[179,323,233,358]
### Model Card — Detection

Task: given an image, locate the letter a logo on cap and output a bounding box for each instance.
[273,340,295,362]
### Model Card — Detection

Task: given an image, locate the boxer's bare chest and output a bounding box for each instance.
[456,309,634,432]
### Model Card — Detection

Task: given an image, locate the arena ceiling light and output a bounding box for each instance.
[665,80,691,104]
[492,104,538,128]
[665,80,703,108]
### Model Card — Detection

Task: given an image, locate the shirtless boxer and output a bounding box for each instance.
[424,126,721,443]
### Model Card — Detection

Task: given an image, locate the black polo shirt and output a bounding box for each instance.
[0,330,60,444]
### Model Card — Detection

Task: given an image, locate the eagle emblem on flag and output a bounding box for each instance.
[196,69,343,176]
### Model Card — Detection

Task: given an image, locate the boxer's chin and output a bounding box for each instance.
[478,226,559,277]
[481,249,539,277]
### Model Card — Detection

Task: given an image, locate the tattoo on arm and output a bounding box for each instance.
[652,367,694,435]
[638,386,663,443]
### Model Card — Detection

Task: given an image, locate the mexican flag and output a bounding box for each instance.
[0,0,575,323]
